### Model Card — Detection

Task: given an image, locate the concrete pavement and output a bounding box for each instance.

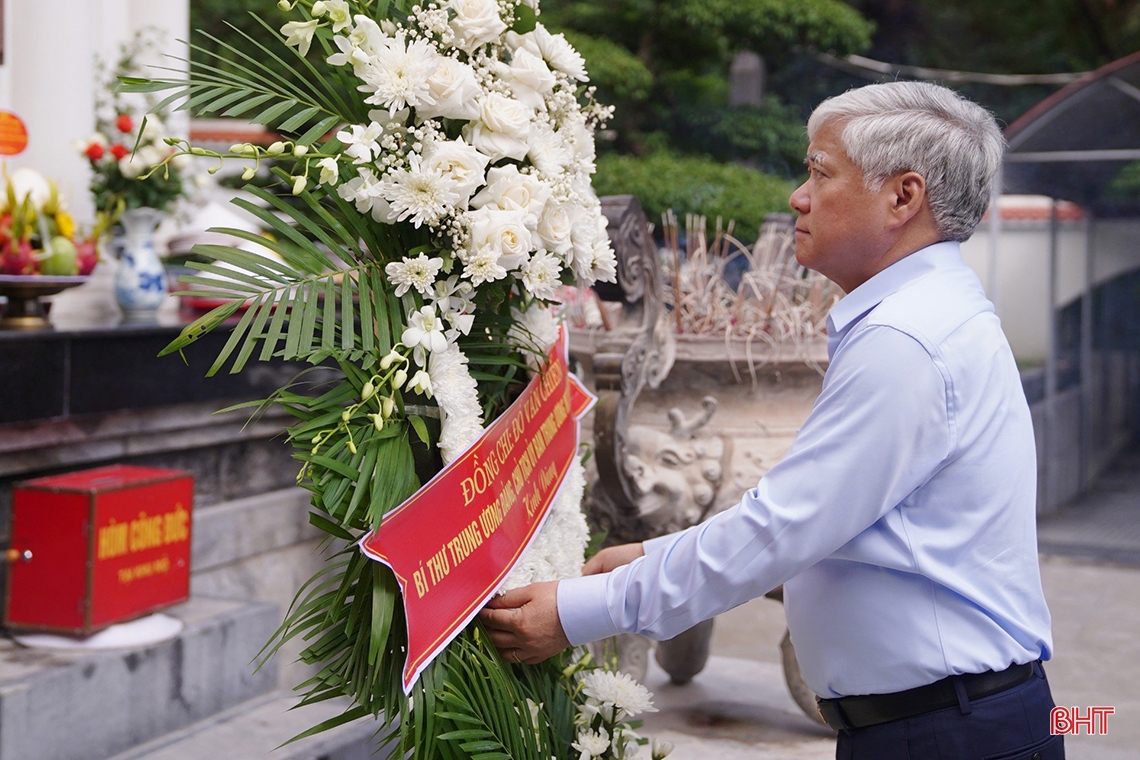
[638,553,1140,759]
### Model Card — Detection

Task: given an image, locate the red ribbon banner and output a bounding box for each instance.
[360,326,595,692]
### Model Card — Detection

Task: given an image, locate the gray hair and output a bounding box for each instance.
[807,81,1005,241]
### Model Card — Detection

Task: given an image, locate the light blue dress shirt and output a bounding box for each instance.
[557,241,1053,699]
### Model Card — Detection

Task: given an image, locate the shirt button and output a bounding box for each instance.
[1031,754,1041,760]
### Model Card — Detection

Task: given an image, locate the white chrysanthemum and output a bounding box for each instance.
[428,343,485,464]
[501,458,588,590]
[527,122,575,178]
[580,670,657,718]
[379,156,462,228]
[519,249,562,301]
[463,249,508,286]
[508,304,560,358]
[572,727,610,759]
[588,236,617,284]
[356,32,441,116]
[385,254,444,297]
[513,24,589,82]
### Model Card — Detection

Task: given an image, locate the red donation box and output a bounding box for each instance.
[5,465,193,635]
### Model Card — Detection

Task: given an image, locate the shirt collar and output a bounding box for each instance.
[826,241,963,359]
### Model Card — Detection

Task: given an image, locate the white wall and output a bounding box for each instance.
[961,200,1140,363]
[0,0,188,226]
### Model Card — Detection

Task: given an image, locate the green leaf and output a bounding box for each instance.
[223,92,275,117]
[408,416,430,446]
[208,293,265,376]
[253,98,299,126]
[308,511,356,542]
[278,105,323,132]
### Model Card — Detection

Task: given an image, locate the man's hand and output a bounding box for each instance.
[582,542,644,575]
[479,581,569,665]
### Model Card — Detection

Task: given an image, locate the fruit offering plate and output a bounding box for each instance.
[0,274,90,330]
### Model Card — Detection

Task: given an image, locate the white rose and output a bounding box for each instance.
[467,207,532,271]
[463,94,534,161]
[449,0,507,53]
[470,164,550,222]
[567,203,599,270]
[537,200,574,256]
[464,121,529,163]
[479,92,533,138]
[423,137,490,202]
[417,57,482,121]
[506,48,556,111]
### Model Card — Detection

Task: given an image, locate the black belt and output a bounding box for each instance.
[817,661,1036,731]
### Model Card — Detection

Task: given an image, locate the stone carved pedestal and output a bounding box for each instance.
[578,198,830,724]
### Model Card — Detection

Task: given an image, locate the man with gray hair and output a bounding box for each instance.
[481,81,1059,759]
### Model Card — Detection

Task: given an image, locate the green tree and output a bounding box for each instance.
[834,0,1140,125]
[541,0,873,171]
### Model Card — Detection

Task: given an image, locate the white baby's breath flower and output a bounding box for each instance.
[379,155,462,228]
[572,727,610,759]
[385,253,444,297]
[580,670,657,719]
[519,249,562,301]
[357,32,441,116]
[281,19,319,58]
[448,0,507,53]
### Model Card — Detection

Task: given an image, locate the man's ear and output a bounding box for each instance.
[886,171,927,229]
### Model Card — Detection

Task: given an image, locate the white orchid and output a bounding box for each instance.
[401,305,448,363]
[280,19,319,58]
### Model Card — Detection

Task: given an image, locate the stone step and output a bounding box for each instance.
[107,691,384,760]
[0,597,279,760]
[191,487,316,574]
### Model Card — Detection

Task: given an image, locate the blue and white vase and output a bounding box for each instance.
[113,207,169,318]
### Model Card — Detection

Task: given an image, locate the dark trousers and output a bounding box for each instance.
[836,662,1064,760]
